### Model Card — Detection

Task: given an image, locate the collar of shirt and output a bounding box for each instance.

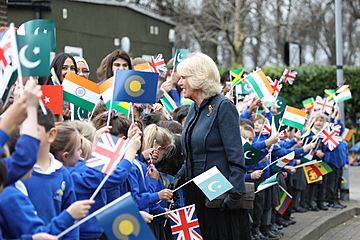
[33,153,63,174]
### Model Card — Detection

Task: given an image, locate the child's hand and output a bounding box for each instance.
[303,142,316,152]
[32,233,58,240]
[140,211,153,223]
[250,170,263,180]
[0,96,28,134]
[24,78,42,108]
[127,123,140,139]
[128,132,142,153]
[158,189,173,201]
[67,200,95,220]
[142,148,154,160]
[92,126,112,152]
[147,167,160,180]
[316,150,324,158]
[284,165,296,173]
[266,134,279,147]
[160,80,172,92]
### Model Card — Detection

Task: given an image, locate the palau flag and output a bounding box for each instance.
[192,166,233,201]
[96,193,155,240]
[113,70,158,104]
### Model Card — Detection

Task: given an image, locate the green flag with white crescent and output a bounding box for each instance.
[174,49,189,67]
[243,142,266,165]
[16,33,51,77]
[19,19,56,52]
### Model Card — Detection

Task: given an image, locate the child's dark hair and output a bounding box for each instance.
[157,120,182,134]
[93,110,131,138]
[37,106,55,132]
[0,161,7,188]
[172,105,190,125]
[155,134,184,176]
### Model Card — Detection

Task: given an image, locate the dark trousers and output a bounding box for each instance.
[323,164,342,203]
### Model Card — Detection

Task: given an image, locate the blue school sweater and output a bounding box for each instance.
[1,134,40,186]
[323,141,348,168]
[67,159,132,239]
[22,155,78,240]
[0,130,9,155]
[0,181,74,239]
[129,157,160,212]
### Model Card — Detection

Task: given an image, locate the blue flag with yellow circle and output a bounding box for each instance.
[113,70,158,104]
[96,193,155,240]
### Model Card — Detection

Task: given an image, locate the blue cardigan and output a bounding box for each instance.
[0,182,74,239]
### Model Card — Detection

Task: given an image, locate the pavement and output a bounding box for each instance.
[282,166,360,240]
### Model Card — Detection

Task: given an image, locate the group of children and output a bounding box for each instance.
[237,95,349,240]
[0,46,350,240]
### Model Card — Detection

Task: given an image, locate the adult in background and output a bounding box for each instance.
[44,52,77,85]
[174,53,250,240]
[74,56,90,79]
[104,49,132,80]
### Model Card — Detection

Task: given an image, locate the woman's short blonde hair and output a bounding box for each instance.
[177,53,222,99]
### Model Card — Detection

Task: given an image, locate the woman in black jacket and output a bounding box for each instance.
[174,53,250,240]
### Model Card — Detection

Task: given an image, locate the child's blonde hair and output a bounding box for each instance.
[143,124,174,151]
[68,121,96,159]
[312,111,328,122]
[50,122,81,162]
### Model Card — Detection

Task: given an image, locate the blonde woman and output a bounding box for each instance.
[174,53,250,240]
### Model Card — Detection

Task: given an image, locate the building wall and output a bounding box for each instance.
[52,0,174,81]
[7,0,174,81]
[0,0,7,26]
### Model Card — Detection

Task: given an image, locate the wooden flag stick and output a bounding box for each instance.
[153,204,193,218]
[256,118,267,142]
[278,185,293,199]
[130,102,134,124]
[88,98,100,121]
[172,179,193,193]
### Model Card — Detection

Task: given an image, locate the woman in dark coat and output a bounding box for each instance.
[173,53,250,240]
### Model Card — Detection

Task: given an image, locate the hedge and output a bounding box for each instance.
[221,64,360,143]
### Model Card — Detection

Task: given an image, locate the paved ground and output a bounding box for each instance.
[318,215,360,240]
[282,166,360,240]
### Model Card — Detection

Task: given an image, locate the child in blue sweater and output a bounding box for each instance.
[22,107,79,240]
[54,120,142,239]
[129,124,174,239]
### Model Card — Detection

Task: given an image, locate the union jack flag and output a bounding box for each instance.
[280,69,297,85]
[151,53,167,73]
[242,93,255,109]
[329,123,341,135]
[269,78,282,97]
[314,96,334,115]
[168,205,203,240]
[319,127,342,151]
[86,133,128,174]
[261,119,272,135]
[279,128,288,139]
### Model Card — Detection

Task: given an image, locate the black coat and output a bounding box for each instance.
[178,94,246,193]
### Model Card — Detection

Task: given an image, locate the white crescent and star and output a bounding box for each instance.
[244,150,255,160]
[77,107,85,120]
[19,45,41,69]
[208,181,222,193]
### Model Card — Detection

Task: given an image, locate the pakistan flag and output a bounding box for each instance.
[16,33,51,77]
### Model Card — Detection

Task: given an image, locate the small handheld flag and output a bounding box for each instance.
[302,97,315,113]
[255,173,279,193]
[245,69,274,100]
[62,72,101,111]
[314,96,334,115]
[243,141,266,165]
[319,126,342,151]
[272,151,295,171]
[168,204,203,240]
[40,85,63,114]
[275,188,292,215]
[151,53,167,73]
[192,166,233,201]
[282,106,307,130]
[280,69,297,85]
[174,48,189,67]
[113,70,158,104]
[86,133,128,174]
[334,85,352,103]
[96,193,156,240]
[230,68,245,87]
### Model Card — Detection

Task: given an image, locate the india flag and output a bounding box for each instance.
[272,151,295,171]
[62,72,100,111]
[282,106,307,130]
[335,85,352,103]
[255,173,279,193]
[160,92,177,113]
[245,70,274,100]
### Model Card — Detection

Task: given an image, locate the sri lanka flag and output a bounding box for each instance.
[113,70,158,104]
